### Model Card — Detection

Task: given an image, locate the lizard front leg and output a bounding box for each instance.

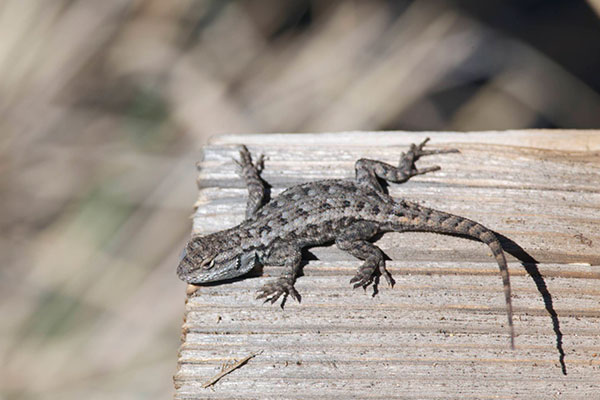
[235,145,268,218]
[256,244,302,306]
[355,138,458,192]
[335,221,393,289]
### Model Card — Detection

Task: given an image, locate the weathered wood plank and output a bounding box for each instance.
[175,131,600,399]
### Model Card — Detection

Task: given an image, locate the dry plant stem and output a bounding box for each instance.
[201,351,263,388]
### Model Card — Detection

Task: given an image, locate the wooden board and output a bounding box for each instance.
[174,131,600,399]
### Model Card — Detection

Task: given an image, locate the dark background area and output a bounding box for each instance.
[1,1,598,398]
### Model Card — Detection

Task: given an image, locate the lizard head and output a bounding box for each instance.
[177,234,258,284]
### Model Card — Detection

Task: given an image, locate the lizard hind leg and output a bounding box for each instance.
[354,138,459,192]
[335,222,394,291]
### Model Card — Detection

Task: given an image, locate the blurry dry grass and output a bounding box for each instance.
[0,1,598,399]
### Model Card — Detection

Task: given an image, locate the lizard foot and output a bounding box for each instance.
[410,137,459,159]
[350,261,394,290]
[399,137,459,175]
[235,145,264,175]
[256,277,301,307]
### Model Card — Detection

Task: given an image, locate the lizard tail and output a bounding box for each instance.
[394,203,515,349]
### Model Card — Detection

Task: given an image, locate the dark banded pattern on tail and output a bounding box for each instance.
[473,223,515,349]
[393,202,515,349]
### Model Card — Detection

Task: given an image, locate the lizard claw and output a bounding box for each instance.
[256,278,301,307]
[350,259,378,289]
[379,264,395,287]
[255,154,265,173]
[350,273,374,289]
[350,261,394,290]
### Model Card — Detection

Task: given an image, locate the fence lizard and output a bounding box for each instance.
[178,138,515,348]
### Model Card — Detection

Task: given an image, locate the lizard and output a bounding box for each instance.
[177,138,515,348]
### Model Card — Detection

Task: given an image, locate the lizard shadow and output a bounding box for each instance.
[494,232,567,375]
[447,231,567,375]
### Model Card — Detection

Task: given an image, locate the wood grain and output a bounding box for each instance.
[175,131,600,399]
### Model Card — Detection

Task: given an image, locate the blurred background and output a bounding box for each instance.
[1,0,599,398]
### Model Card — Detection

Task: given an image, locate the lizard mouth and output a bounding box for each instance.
[176,248,198,283]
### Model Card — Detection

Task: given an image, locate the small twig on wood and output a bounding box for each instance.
[202,351,263,388]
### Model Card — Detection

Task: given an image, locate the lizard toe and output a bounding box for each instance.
[350,274,373,289]
[257,278,300,306]
[378,263,395,287]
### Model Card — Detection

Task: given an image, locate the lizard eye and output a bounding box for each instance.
[200,257,216,270]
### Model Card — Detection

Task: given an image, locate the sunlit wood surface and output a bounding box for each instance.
[175,131,600,399]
